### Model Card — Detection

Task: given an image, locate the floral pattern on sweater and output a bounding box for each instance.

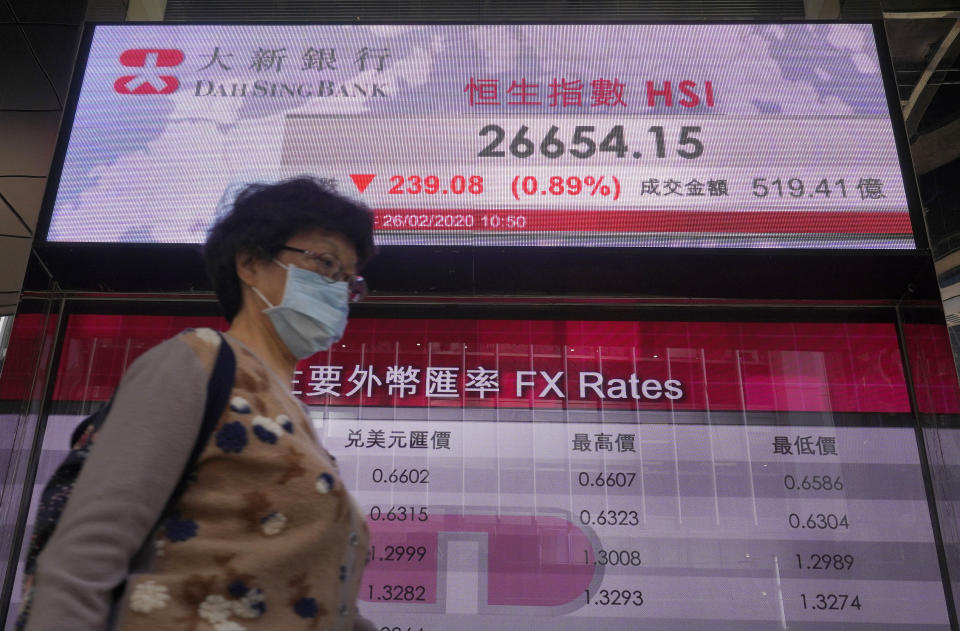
[118,330,369,631]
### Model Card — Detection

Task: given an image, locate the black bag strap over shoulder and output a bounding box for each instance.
[159,331,236,518]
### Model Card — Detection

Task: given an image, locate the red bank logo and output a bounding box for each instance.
[114,49,184,95]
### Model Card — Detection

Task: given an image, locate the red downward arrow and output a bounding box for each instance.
[349,173,376,193]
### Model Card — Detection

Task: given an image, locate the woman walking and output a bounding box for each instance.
[24,177,377,631]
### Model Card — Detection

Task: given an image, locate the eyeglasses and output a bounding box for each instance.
[278,245,367,302]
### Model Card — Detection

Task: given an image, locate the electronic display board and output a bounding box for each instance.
[5,315,952,630]
[40,23,916,249]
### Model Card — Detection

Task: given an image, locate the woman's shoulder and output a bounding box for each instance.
[128,328,225,376]
[171,328,229,371]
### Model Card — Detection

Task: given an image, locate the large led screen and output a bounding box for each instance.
[43,24,915,248]
[2,316,952,630]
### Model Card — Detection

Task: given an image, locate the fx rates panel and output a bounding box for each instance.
[315,416,950,630]
[287,319,951,630]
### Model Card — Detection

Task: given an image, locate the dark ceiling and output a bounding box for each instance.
[164,0,807,21]
[886,15,959,136]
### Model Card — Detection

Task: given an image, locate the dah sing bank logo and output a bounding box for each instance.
[114,49,184,95]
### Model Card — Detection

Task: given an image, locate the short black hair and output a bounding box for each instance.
[204,176,376,321]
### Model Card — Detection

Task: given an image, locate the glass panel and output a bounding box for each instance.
[0,301,62,628]
[7,314,954,630]
[902,321,960,616]
[0,316,13,377]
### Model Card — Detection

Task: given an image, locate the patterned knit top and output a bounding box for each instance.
[26,329,371,631]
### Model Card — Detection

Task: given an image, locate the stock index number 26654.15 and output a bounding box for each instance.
[478,125,704,160]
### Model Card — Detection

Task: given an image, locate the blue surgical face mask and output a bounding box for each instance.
[251,261,349,359]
